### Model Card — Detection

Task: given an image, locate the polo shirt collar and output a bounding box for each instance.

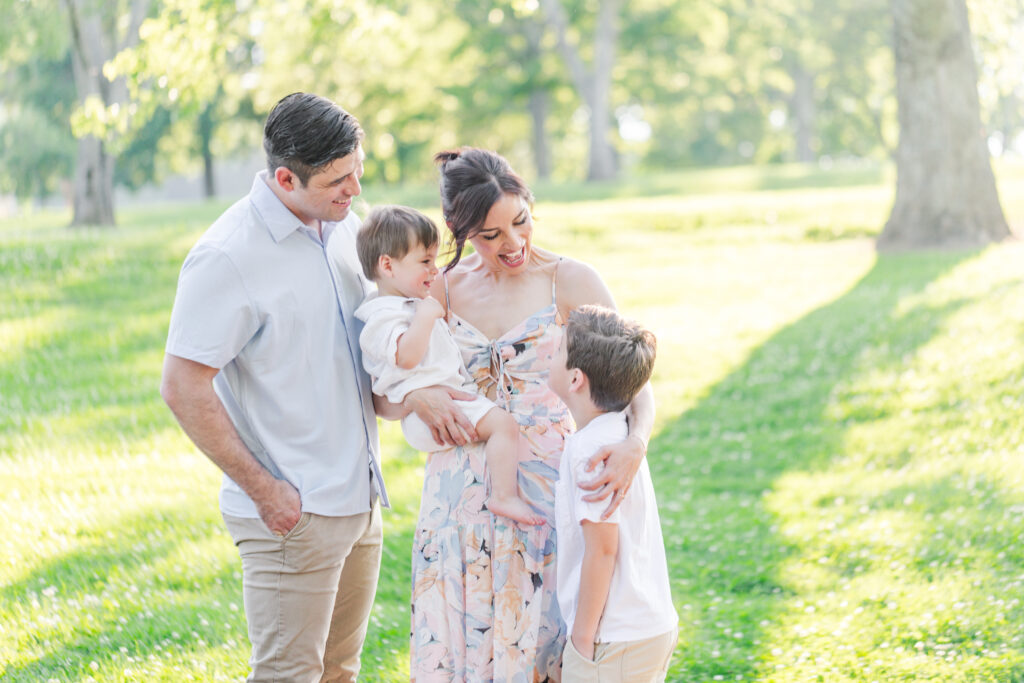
[249,171,320,243]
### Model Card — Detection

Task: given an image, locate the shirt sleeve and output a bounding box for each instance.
[570,440,622,525]
[165,245,259,369]
[357,303,410,379]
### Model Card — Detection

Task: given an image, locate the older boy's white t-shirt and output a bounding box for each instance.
[555,411,679,643]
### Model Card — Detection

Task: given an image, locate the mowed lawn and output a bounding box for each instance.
[2,162,1023,681]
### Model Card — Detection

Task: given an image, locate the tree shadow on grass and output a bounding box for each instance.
[2,503,244,681]
[650,248,980,680]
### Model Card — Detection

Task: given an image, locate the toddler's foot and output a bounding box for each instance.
[488,495,544,525]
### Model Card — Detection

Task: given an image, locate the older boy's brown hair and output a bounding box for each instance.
[565,305,656,412]
[356,205,439,280]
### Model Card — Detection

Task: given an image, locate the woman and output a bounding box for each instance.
[402,148,654,682]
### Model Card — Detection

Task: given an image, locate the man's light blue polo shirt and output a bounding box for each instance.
[166,172,387,518]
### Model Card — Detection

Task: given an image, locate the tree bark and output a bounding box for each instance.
[538,0,620,181]
[881,0,1010,248]
[529,89,552,180]
[522,19,552,180]
[790,64,816,163]
[199,103,217,198]
[63,0,150,226]
[65,0,115,226]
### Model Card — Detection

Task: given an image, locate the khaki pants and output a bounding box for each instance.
[223,502,383,683]
[562,629,678,683]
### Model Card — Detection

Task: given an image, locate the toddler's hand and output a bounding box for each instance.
[416,296,445,320]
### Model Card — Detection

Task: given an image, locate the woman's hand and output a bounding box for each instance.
[578,434,646,519]
[403,385,479,446]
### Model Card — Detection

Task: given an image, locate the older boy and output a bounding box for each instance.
[548,305,679,682]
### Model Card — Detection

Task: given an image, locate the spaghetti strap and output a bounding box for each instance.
[551,258,562,305]
[443,270,452,313]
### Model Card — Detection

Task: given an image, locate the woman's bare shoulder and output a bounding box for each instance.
[549,253,617,315]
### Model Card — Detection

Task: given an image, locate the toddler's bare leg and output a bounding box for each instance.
[475,408,543,525]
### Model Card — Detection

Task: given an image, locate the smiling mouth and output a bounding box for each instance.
[500,247,526,267]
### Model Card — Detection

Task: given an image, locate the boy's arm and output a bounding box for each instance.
[571,520,619,660]
[395,297,444,369]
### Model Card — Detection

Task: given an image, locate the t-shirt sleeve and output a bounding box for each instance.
[358,304,410,377]
[570,441,622,525]
[165,246,259,369]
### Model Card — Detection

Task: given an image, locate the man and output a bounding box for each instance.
[160,92,388,682]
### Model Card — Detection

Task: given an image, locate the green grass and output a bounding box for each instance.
[2,161,1023,681]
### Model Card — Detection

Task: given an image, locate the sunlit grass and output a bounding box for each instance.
[2,162,1023,681]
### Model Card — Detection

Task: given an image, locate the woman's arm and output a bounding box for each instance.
[580,384,653,519]
[557,258,655,519]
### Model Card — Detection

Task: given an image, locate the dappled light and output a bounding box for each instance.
[3,161,1023,678]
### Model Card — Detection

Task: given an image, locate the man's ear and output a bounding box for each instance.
[377,254,394,278]
[274,166,299,192]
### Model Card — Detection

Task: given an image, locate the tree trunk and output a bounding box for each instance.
[529,89,552,180]
[63,0,150,226]
[72,136,116,226]
[522,19,552,181]
[880,0,1010,249]
[65,0,116,226]
[199,104,216,198]
[538,0,620,181]
[587,0,618,180]
[791,64,816,163]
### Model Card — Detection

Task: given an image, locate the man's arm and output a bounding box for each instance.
[571,520,619,660]
[160,353,300,534]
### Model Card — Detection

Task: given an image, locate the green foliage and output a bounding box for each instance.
[0,0,1021,220]
[2,165,1024,680]
[0,9,76,200]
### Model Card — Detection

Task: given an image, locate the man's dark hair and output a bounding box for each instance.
[356,206,440,281]
[264,93,364,186]
[565,305,656,412]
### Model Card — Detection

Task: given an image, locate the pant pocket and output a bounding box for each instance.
[563,637,598,667]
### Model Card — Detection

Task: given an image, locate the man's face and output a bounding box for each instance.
[286,148,363,226]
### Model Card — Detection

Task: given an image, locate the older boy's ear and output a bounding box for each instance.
[568,367,588,394]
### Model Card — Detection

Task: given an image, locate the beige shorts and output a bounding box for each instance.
[562,629,678,683]
[400,393,497,452]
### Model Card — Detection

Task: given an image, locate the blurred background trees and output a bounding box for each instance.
[1,0,1020,243]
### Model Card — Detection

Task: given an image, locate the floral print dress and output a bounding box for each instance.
[410,271,571,682]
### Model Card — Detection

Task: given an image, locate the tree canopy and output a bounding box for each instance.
[0,0,1020,241]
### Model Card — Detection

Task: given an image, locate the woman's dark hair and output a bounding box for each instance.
[264,93,364,186]
[434,147,533,271]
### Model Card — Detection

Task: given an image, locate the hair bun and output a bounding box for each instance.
[433,149,462,168]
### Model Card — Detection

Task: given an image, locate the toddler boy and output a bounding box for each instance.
[355,205,542,525]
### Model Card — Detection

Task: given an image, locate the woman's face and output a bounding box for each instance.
[469,193,533,274]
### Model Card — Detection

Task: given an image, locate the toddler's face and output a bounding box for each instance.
[386,242,439,299]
